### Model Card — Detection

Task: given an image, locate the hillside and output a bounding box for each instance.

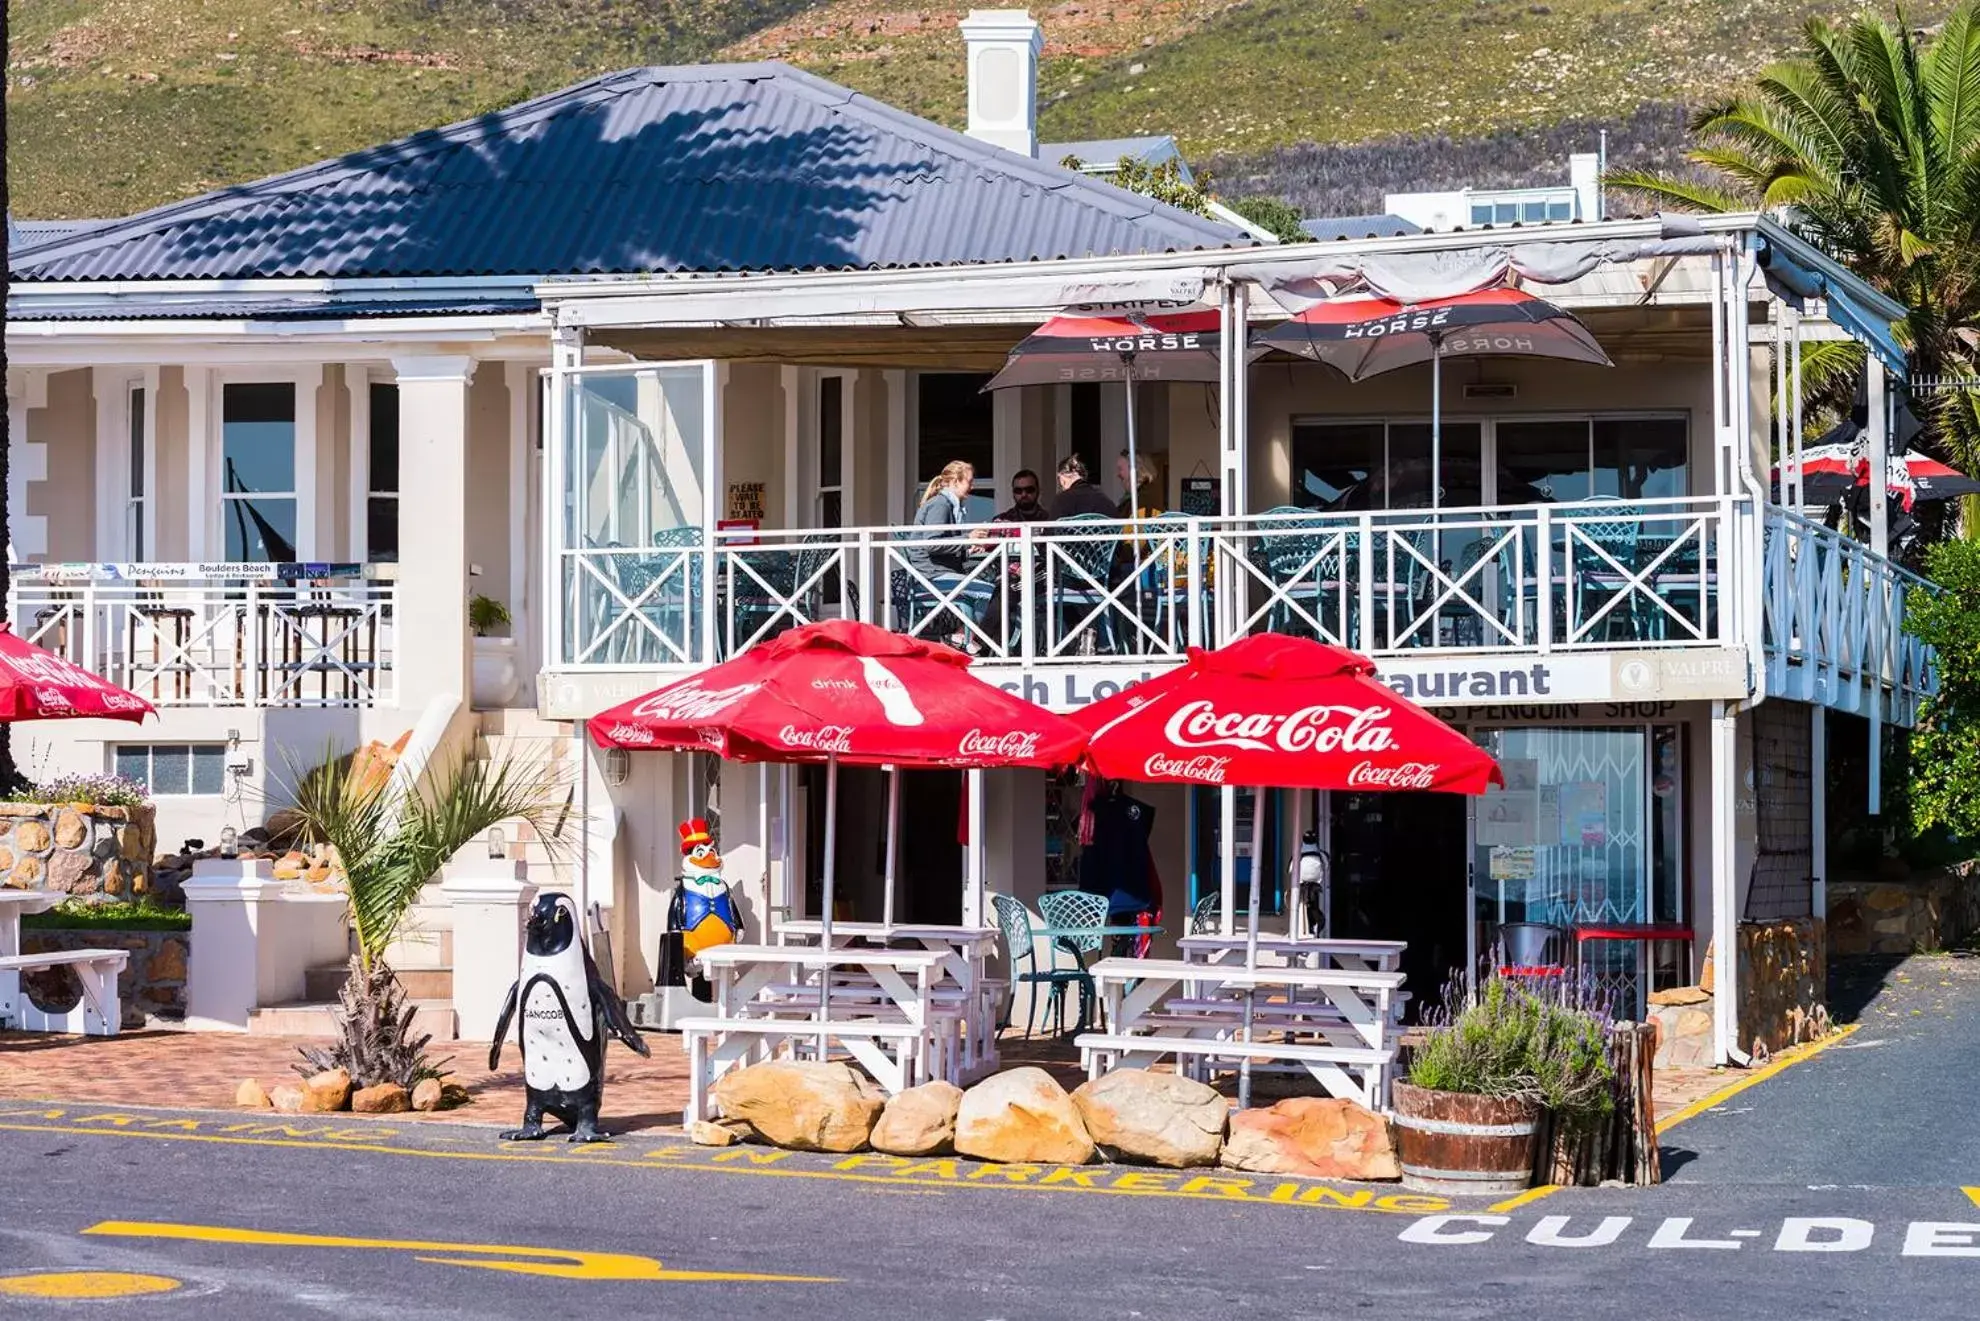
[3,0,1957,223]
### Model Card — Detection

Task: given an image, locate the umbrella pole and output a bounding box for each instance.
[1239,784,1268,1111]
[882,765,901,930]
[819,754,839,1058]
[1431,334,1443,512]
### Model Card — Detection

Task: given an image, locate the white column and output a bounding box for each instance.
[391,354,476,712]
[1867,359,1889,558]
[183,365,213,559]
[884,369,908,525]
[441,863,537,1043]
[1709,701,1744,1066]
[963,769,988,927]
[295,363,324,559]
[346,365,373,561]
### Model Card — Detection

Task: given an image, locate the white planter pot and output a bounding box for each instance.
[471,637,520,710]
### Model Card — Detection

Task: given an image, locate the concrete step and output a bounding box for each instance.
[248,999,458,1040]
[302,963,454,1002]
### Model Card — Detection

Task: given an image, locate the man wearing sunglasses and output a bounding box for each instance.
[994,469,1055,524]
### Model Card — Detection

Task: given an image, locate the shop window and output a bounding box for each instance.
[367,382,400,562]
[221,382,298,561]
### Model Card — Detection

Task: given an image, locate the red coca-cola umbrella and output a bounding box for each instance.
[0,627,156,724]
[591,621,1084,948]
[1069,632,1499,1106]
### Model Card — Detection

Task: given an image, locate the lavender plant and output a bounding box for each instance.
[3,772,151,808]
[1408,974,1615,1129]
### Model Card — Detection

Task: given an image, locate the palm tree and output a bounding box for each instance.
[1608,2,1980,531]
[285,747,566,1088]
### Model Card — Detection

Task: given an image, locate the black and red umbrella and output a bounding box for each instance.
[1773,439,1980,512]
[987,306,1224,511]
[1256,288,1612,509]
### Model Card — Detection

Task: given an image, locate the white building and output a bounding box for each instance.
[1385,151,1604,232]
[6,13,1936,1065]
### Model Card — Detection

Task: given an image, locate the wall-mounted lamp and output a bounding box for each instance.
[603,747,632,788]
[218,826,238,858]
[486,825,507,861]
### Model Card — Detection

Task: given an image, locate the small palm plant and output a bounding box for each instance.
[284,746,565,1089]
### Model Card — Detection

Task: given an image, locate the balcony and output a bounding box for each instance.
[554,495,1748,678]
[8,572,396,709]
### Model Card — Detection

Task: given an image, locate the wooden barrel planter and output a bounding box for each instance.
[1391,1082,1541,1196]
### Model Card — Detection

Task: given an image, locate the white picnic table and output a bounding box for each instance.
[773,919,1002,1074]
[1078,956,1406,1110]
[1,888,129,1035]
[682,943,958,1121]
[1176,933,1408,973]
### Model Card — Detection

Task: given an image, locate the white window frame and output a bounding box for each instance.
[815,369,853,528]
[204,366,321,562]
[92,367,157,561]
[112,742,229,798]
[347,367,401,563]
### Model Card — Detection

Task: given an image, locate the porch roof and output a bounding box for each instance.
[6,63,1246,291]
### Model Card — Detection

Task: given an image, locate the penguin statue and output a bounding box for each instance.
[657,817,743,1001]
[488,891,650,1142]
[1292,831,1329,939]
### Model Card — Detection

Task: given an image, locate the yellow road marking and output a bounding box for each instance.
[1656,1024,1859,1135]
[1963,1187,1980,1209]
[83,1221,836,1284]
[0,1117,1449,1216]
[0,1271,182,1299]
[1486,1183,1562,1214]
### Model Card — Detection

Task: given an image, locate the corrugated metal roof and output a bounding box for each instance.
[9,295,544,322]
[10,64,1244,285]
[8,216,117,248]
[1300,214,1423,241]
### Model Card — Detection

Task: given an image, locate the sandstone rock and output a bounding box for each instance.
[439,1082,472,1108]
[1698,943,1715,994]
[411,1078,444,1112]
[1220,1097,1399,1181]
[1071,1068,1226,1168]
[12,856,44,886]
[269,1085,307,1114]
[0,845,14,873]
[688,1119,740,1147]
[1864,885,1908,911]
[712,1061,885,1153]
[954,1067,1094,1166]
[46,848,98,894]
[352,1083,410,1114]
[52,809,87,850]
[15,820,51,854]
[149,938,187,983]
[1646,986,1711,1007]
[273,851,307,881]
[235,1078,272,1109]
[869,1081,963,1156]
[260,809,307,850]
[116,825,150,861]
[301,1068,352,1113]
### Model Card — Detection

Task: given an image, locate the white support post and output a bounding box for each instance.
[702,362,727,664]
[441,863,537,1043]
[183,365,212,560]
[1219,786,1237,937]
[390,354,477,712]
[544,327,582,671]
[346,365,373,562]
[964,769,987,928]
[1709,701,1747,1067]
[1867,358,1890,559]
[884,370,908,526]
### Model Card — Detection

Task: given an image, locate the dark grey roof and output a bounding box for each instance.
[10,63,1244,285]
[15,294,544,322]
[8,216,116,247]
[1299,214,1422,241]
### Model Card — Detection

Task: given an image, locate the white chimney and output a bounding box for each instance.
[1570,152,1601,221]
[960,10,1043,158]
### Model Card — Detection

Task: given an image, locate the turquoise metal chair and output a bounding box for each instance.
[992,893,1092,1038]
[1039,888,1113,1029]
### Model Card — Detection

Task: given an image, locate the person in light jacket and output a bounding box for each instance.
[902,461,1002,649]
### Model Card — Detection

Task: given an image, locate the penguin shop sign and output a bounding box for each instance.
[992,649,1747,713]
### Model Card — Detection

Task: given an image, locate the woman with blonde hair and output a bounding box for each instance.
[903,460,1002,649]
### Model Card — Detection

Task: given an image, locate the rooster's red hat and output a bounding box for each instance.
[678,818,713,855]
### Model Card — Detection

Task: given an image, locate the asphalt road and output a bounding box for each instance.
[1662,952,1980,1186]
[1,1094,1975,1320]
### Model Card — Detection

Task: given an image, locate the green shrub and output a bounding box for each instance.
[21,898,190,931]
[1907,540,1980,848]
[1408,977,1615,1129]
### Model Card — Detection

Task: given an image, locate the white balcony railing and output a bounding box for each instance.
[8,572,396,708]
[555,496,1744,670]
[1762,508,1940,724]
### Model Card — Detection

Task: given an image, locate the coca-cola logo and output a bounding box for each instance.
[102,693,149,711]
[33,688,73,710]
[629,680,761,723]
[1144,752,1232,784]
[957,729,1041,760]
[780,724,853,754]
[1162,700,1399,756]
[603,723,657,746]
[3,652,109,689]
[1346,760,1439,791]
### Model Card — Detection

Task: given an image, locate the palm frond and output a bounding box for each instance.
[1601,169,1748,215]
[1930,4,1980,160]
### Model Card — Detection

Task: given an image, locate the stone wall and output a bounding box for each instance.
[20,927,188,1028]
[1828,862,1980,955]
[0,801,156,901]
[1649,917,1828,1068]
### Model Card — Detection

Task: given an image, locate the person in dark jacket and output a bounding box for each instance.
[1050,454,1119,520]
[903,460,1002,648]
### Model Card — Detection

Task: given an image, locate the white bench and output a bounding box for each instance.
[735,984,971,1081]
[1075,1031,1396,1110]
[0,949,130,1036]
[679,1015,930,1122]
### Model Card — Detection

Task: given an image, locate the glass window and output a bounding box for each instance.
[1593,417,1688,499]
[115,745,226,796]
[367,382,399,562]
[1493,202,1518,224]
[1470,204,1494,226]
[818,375,843,528]
[1070,382,1102,480]
[221,382,298,561]
[1521,200,1547,223]
[917,372,995,519]
[1291,421,1382,509]
[563,367,704,550]
[1548,200,1573,222]
[127,385,147,558]
[1388,422,1483,507]
[1499,420,1593,503]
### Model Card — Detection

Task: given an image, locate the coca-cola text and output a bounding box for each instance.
[780,724,854,754]
[1162,700,1399,755]
[1144,752,1233,784]
[1345,760,1440,790]
[957,729,1042,760]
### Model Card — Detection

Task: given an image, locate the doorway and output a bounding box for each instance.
[1330,790,1469,1020]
